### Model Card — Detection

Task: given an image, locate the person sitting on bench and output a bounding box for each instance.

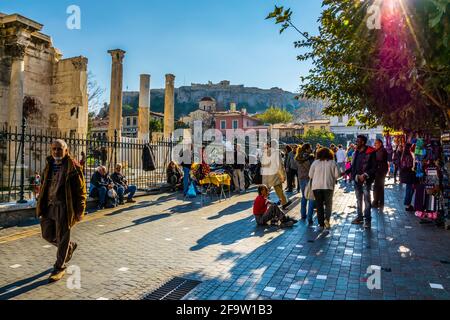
[111,163,137,204]
[253,185,297,228]
[90,166,115,209]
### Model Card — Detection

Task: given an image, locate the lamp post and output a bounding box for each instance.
[17,113,27,204]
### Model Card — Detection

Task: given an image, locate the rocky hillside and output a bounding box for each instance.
[121,82,300,118]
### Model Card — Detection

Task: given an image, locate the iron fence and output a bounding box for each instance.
[0,125,173,204]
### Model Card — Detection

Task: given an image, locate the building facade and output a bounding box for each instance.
[330,115,384,145]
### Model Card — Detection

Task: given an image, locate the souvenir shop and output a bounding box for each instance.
[384,131,450,229]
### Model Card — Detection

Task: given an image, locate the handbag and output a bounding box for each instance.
[305,179,315,200]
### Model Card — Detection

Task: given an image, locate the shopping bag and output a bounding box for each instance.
[186,182,197,198]
[305,179,315,200]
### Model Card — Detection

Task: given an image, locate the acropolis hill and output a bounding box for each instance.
[122,80,300,118]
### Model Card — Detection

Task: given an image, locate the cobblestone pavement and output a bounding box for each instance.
[0,179,449,300]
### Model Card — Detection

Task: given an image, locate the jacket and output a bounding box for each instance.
[36,155,87,229]
[295,151,314,180]
[309,160,340,191]
[111,172,128,187]
[90,171,113,188]
[166,165,183,184]
[142,144,156,171]
[375,147,389,177]
[400,151,415,184]
[344,146,376,184]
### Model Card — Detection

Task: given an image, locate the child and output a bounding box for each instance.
[33,171,41,200]
[253,185,297,228]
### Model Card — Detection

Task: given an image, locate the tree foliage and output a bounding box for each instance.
[267,0,450,131]
[87,72,105,114]
[256,106,294,124]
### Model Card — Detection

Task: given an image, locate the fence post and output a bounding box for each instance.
[17,115,27,204]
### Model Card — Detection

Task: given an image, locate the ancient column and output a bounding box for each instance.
[107,49,126,140]
[6,43,27,128]
[164,74,175,139]
[138,74,150,141]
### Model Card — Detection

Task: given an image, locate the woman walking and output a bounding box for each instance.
[295,143,315,224]
[309,147,340,230]
[400,143,415,211]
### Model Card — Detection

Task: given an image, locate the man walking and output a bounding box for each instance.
[335,144,347,175]
[37,139,87,283]
[372,139,389,209]
[344,135,376,229]
[232,144,247,193]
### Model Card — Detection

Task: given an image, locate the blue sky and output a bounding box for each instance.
[2,0,322,100]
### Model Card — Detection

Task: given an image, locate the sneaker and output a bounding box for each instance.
[48,269,66,283]
[351,218,363,225]
[118,200,125,205]
[324,220,331,230]
[316,225,325,232]
[282,200,293,211]
[126,199,137,203]
[66,242,78,263]
[364,221,371,229]
[405,205,415,212]
[96,204,105,210]
[280,220,295,228]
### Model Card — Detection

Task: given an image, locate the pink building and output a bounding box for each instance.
[214,109,262,134]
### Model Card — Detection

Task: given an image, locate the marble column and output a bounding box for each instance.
[138,74,150,141]
[164,74,175,139]
[6,43,26,129]
[107,49,126,140]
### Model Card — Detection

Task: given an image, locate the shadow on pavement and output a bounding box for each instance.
[0,268,52,300]
[208,200,254,220]
[101,213,172,234]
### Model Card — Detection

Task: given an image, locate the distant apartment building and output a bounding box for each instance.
[304,119,331,132]
[330,115,383,144]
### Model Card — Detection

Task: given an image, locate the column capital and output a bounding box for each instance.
[108,49,126,63]
[165,73,175,84]
[71,56,88,71]
[5,43,27,60]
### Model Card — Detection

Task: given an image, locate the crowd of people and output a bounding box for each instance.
[251,134,411,231]
[34,134,423,283]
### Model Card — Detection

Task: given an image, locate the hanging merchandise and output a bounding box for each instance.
[441,131,450,230]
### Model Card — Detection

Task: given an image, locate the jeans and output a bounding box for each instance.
[404,183,414,206]
[354,182,372,222]
[299,179,315,221]
[117,185,137,201]
[90,186,107,207]
[313,189,333,227]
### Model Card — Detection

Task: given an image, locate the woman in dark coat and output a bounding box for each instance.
[399,143,415,211]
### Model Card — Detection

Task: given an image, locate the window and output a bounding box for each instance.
[232,120,239,129]
[321,126,325,130]
[127,118,131,126]
[221,120,226,130]
[338,116,343,123]
[133,117,137,126]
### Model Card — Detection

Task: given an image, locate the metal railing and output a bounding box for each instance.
[0,125,173,204]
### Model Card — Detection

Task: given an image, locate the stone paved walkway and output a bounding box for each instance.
[0,178,449,300]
